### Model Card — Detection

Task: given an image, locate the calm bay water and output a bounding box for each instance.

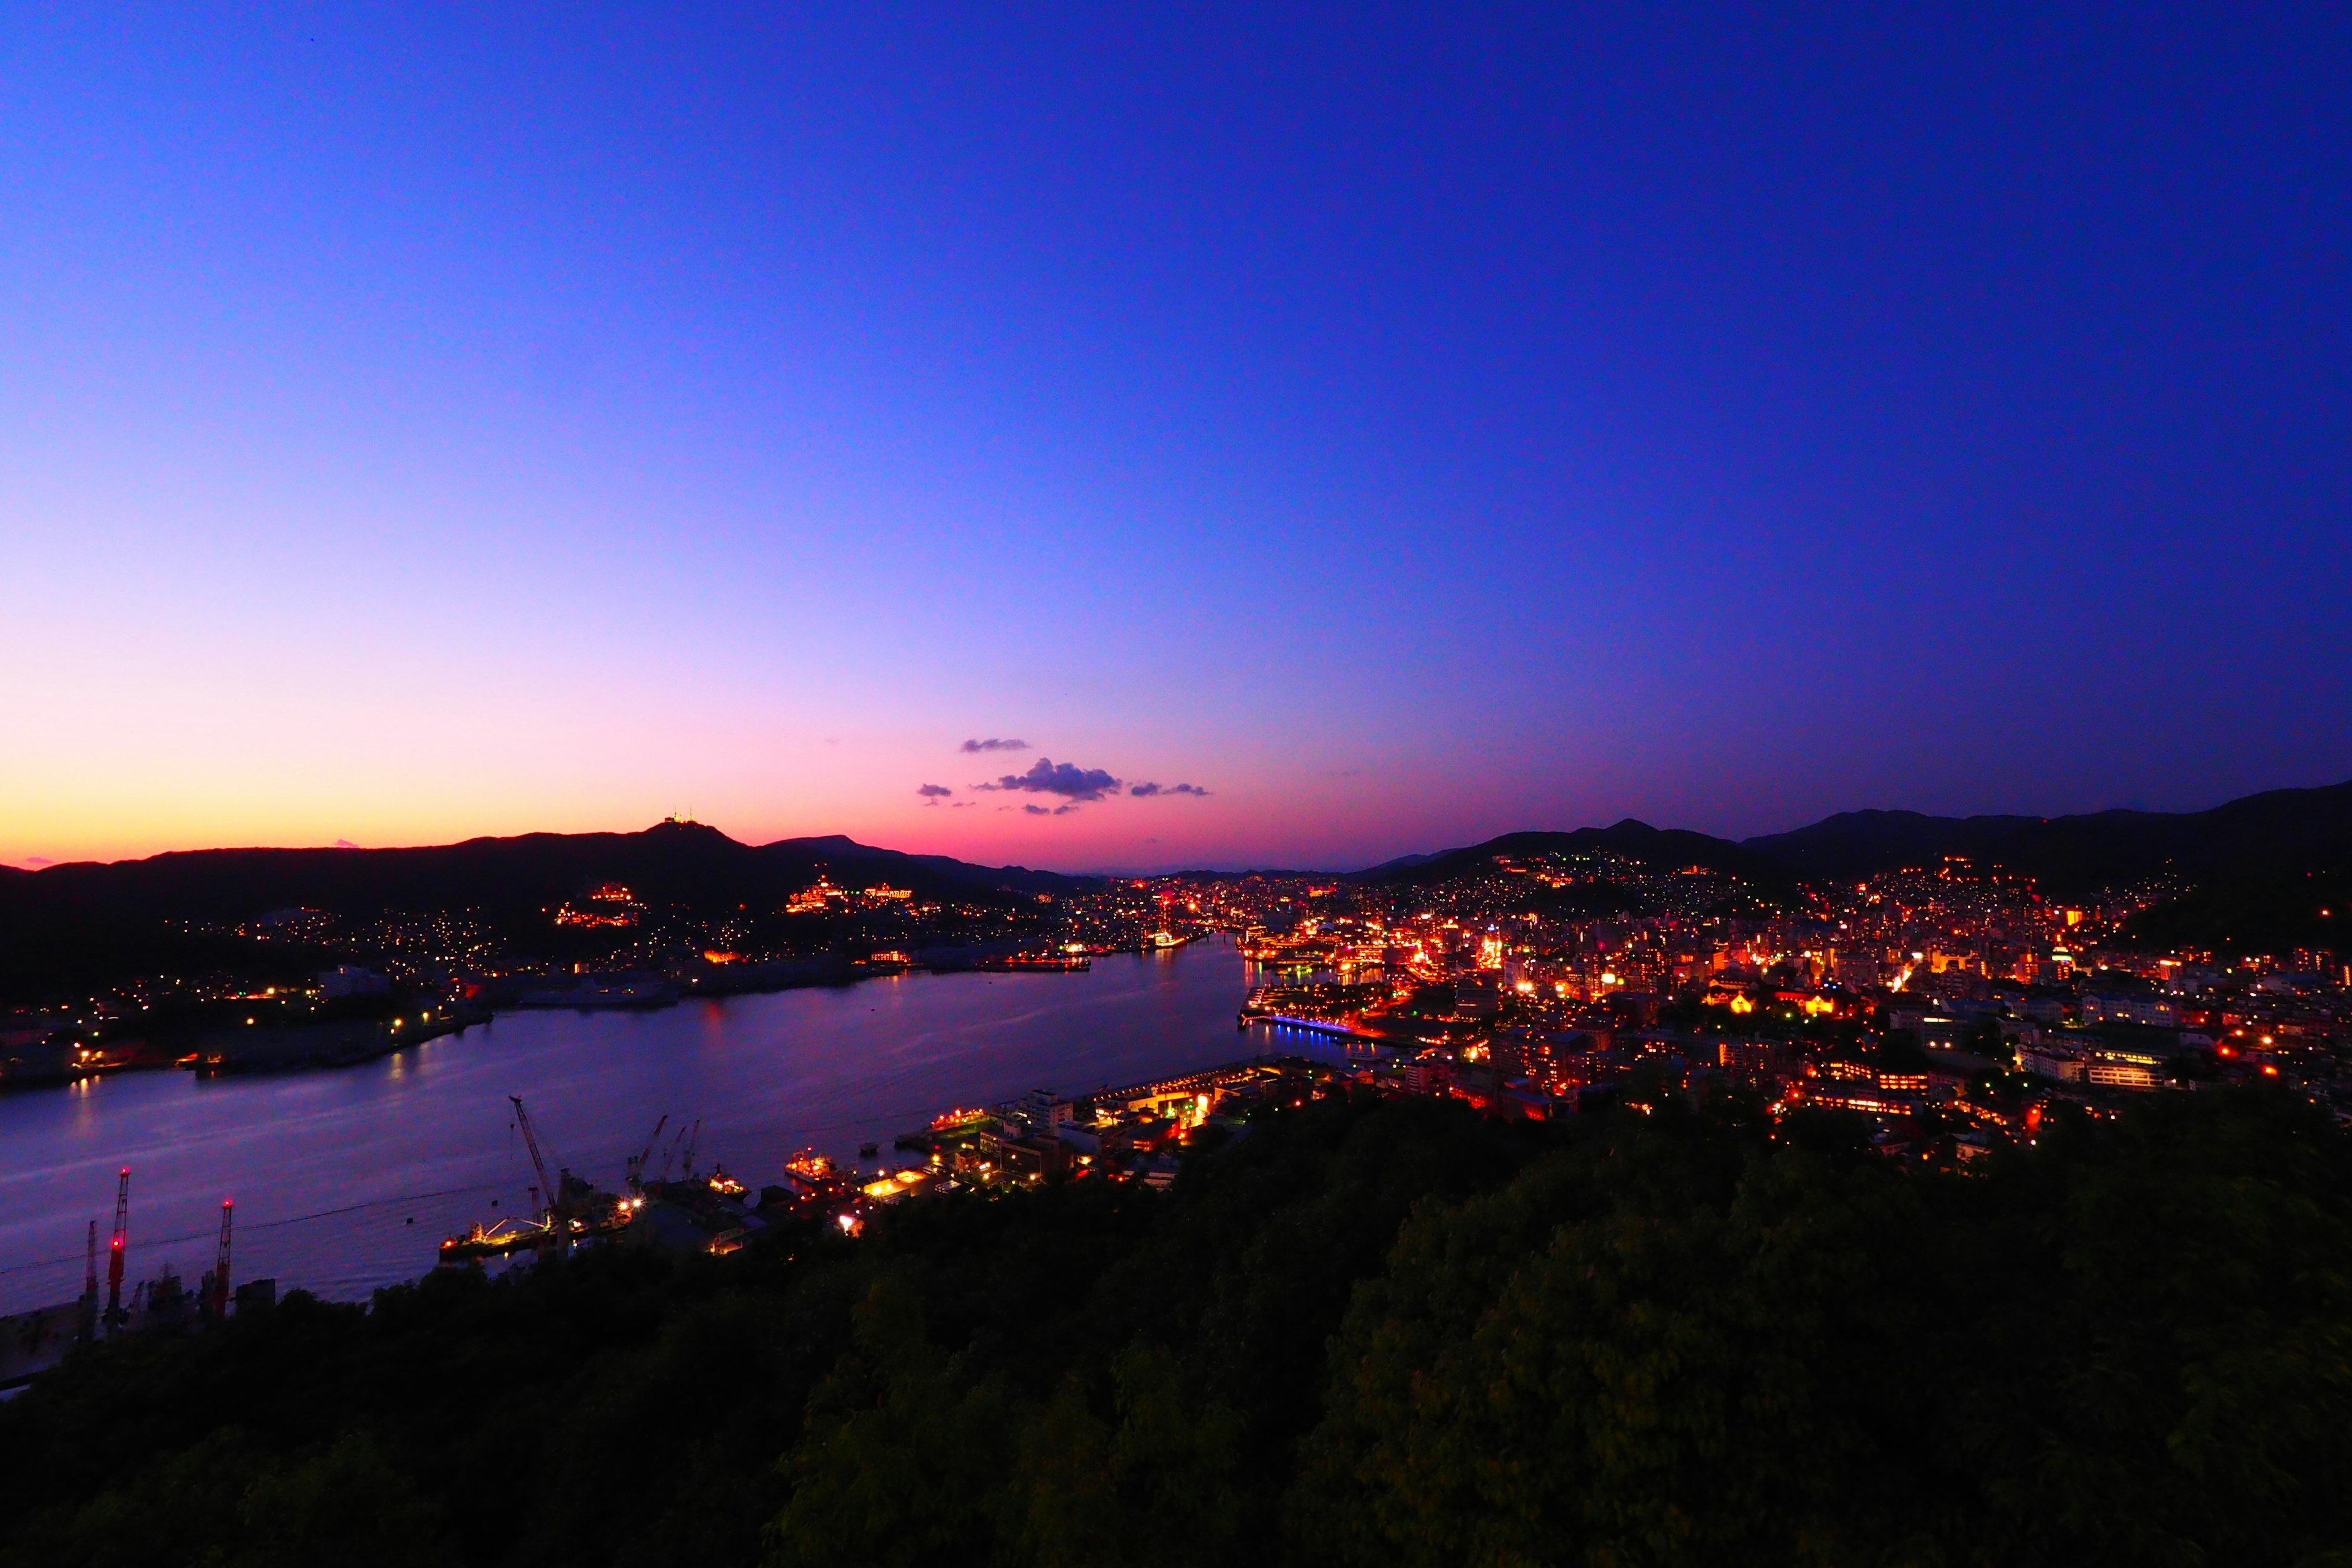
[0,940,1264,1315]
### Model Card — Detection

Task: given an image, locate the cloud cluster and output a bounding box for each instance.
[974,757,1121,802]
[918,744,1210,821]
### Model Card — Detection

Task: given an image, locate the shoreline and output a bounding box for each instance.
[2,935,1233,1093]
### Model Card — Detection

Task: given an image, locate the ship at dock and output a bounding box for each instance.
[437,1096,638,1267]
[979,951,1091,972]
[439,1100,770,1268]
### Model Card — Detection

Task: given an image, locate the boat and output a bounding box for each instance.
[980,952,1091,972]
[1269,1014,1361,1038]
[437,1218,551,1263]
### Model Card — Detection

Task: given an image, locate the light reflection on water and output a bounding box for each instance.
[0,940,1259,1314]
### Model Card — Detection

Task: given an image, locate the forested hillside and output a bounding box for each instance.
[2,1086,2348,1567]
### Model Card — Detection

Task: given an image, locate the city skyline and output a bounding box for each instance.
[6,6,2348,870]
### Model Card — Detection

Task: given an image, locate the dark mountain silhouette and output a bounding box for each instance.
[1348,782,2352,899]
[0,820,1087,937]
[1739,780,2352,893]
[0,821,1099,1005]
[1341,783,2351,956]
[1351,821,1792,892]
[1737,810,2044,882]
[1352,850,1439,877]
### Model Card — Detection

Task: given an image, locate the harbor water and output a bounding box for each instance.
[0,939,1276,1316]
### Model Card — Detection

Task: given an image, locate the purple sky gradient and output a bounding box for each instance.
[3,5,2348,872]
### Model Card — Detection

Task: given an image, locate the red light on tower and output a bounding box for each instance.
[104,1167,130,1331]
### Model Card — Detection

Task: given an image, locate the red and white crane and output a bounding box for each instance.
[104,1167,130,1331]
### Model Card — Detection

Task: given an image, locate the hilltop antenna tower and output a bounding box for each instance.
[104,1168,130,1331]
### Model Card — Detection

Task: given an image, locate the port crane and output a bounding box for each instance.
[510,1096,559,1227]
[105,1168,130,1330]
[678,1118,702,1182]
[655,1119,688,1184]
[625,1114,668,1194]
[202,1200,233,1322]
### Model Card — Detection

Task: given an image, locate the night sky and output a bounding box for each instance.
[4,5,2347,872]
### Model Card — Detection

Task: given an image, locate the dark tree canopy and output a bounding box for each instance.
[2,1086,2348,1567]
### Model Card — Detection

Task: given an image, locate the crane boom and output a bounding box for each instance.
[510,1096,557,1223]
[626,1113,668,1193]
[679,1117,702,1181]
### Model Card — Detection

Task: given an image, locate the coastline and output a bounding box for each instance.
[2,934,1234,1092]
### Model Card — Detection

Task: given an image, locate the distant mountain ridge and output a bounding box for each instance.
[0,820,1090,925]
[1740,780,2352,892]
[1348,780,2352,899]
[1349,821,1793,891]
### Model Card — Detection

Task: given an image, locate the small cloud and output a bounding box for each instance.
[1020,804,1081,818]
[949,801,974,809]
[973,757,1120,802]
[960,737,1030,753]
[916,784,954,805]
[334,840,361,850]
[21,855,55,867]
[1129,782,1210,797]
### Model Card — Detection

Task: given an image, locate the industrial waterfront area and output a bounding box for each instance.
[0,940,1263,1330]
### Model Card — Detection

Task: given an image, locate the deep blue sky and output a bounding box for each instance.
[3,4,2347,870]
